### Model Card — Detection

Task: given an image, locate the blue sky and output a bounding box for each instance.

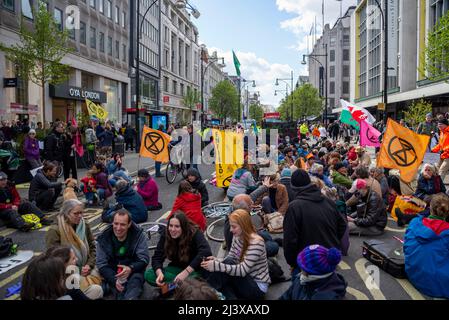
[192,0,357,108]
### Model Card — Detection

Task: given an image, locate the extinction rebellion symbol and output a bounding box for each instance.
[144,131,165,155]
[387,137,418,167]
[366,129,378,144]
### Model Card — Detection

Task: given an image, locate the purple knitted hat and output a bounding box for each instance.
[297,245,342,275]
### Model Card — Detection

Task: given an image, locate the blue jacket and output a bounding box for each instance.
[115,186,148,224]
[97,130,114,147]
[404,216,449,299]
[279,272,347,300]
[414,175,446,200]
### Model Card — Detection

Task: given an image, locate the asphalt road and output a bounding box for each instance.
[0,159,440,300]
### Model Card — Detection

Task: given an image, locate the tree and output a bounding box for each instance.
[277,83,323,121]
[423,11,449,80]
[404,98,433,130]
[0,3,72,127]
[181,87,200,123]
[249,103,264,125]
[209,80,239,124]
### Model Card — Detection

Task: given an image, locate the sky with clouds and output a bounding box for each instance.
[193,0,356,109]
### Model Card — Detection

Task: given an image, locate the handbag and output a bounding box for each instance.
[263,212,284,233]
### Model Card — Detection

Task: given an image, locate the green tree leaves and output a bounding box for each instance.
[404,98,432,130]
[249,103,264,125]
[424,11,449,80]
[209,80,239,124]
[277,83,323,121]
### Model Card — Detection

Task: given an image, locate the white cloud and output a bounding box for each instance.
[276,0,357,55]
[208,47,296,109]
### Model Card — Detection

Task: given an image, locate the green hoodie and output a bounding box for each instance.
[331,171,353,189]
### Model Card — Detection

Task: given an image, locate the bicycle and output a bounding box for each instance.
[165,144,187,184]
[138,221,168,250]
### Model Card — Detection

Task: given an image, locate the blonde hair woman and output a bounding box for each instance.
[201,209,270,300]
[45,199,103,299]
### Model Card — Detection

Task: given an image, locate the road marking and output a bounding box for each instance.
[355,258,386,300]
[346,287,369,300]
[5,294,19,300]
[0,228,16,237]
[203,179,209,184]
[338,261,351,270]
[156,211,171,223]
[0,252,42,289]
[385,226,406,233]
[395,278,426,300]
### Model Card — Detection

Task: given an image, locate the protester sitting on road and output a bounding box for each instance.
[279,168,294,202]
[284,169,347,276]
[21,254,72,300]
[28,161,63,212]
[283,148,295,167]
[310,163,334,188]
[349,146,371,169]
[352,166,383,199]
[370,167,389,203]
[226,160,257,202]
[23,129,42,169]
[103,179,148,224]
[96,209,149,300]
[404,193,449,299]
[253,173,289,215]
[186,168,209,207]
[279,245,347,300]
[169,180,205,231]
[414,164,446,203]
[346,179,387,236]
[0,171,52,231]
[46,245,97,300]
[145,212,212,288]
[304,154,315,171]
[107,153,132,187]
[330,162,353,189]
[202,209,271,300]
[173,278,220,300]
[80,170,97,206]
[91,162,113,206]
[136,169,162,211]
[45,199,103,299]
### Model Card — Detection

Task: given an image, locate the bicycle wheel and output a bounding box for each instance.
[139,222,167,250]
[206,217,226,242]
[180,163,188,179]
[165,161,178,184]
[202,201,231,219]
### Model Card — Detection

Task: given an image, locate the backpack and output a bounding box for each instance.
[268,257,290,284]
[0,236,15,259]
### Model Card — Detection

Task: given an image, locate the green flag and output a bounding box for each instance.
[232,50,241,76]
[340,109,360,130]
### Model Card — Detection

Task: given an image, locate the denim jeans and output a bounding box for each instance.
[103,273,144,300]
[258,230,279,258]
[155,162,162,176]
[97,188,106,201]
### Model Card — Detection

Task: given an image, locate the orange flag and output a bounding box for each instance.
[139,126,171,163]
[377,118,430,183]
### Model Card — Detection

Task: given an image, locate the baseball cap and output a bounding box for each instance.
[349,179,367,193]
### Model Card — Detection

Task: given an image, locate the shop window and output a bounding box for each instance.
[21,0,33,19]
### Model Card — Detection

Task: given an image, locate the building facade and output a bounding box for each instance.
[158,0,201,125]
[0,0,130,125]
[309,7,355,117]
[348,0,449,118]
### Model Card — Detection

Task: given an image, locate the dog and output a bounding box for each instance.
[63,178,79,201]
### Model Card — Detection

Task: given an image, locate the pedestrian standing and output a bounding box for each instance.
[432,118,449,182]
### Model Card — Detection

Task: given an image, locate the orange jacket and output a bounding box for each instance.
[312,128,320,137]
[432,126,449,159]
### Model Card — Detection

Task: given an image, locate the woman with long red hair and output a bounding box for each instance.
[201,209,271,300]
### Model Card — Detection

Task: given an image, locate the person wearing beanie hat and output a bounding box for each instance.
[432,117,449,181]
[186,168,209,207]
[104,179,148,224]
[279,245,347,300]
[331,163,353,189]
[346,178,387,236]
[284,169,347,275]
[280,168,295,202]
[137,169,162,211]
[24,127,42,169]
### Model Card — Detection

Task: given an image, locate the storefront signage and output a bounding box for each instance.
[10,103,38,114]
[3,78,18,88]
[49,84,107,103]
[264,112,280,119]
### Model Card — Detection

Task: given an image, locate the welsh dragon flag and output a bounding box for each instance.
[340,99,376,130]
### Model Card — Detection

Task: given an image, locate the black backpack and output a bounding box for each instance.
[268,257,290,284]
[0,236,14,259]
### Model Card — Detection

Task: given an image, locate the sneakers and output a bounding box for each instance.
[19,222,35,232]
[155,174,164,178]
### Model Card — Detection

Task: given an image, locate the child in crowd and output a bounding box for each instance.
[280,245,347,300]
[81,170,97,206]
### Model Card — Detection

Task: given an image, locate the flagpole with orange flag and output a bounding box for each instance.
[377,118,430,183]
[139,125,171,163]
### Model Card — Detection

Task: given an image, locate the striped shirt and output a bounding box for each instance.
[213,236,271,286]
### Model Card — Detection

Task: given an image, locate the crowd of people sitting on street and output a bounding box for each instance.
[1,115,448,301]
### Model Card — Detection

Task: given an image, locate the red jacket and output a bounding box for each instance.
[170,192,205,231]
[80,177,96,193]
[0,183,21,210]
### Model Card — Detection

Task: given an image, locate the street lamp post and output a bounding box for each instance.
[302,43,328,125]
[275,71,294,121]
[134,0,158,152]
[374,0,388,124]
[200,49,225,129]
[275,88,289,120]
[241,79,256,120]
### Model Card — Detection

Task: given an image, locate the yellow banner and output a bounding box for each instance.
[377,118,429,183]
[85,98,109,120]
[213,130,244,188]
[139,126,171,163]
